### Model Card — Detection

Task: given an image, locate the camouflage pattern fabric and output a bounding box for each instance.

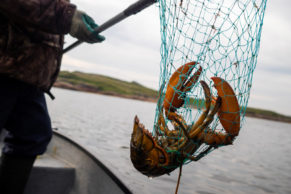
[0,0,76,91]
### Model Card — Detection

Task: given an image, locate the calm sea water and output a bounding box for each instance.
[47,88,291,194]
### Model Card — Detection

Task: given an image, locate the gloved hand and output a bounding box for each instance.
[69,10,105,43]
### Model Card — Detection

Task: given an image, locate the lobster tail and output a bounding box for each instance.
[130,116,169,177]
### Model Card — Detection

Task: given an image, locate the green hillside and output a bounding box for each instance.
[244,107,291,123]
[55,71,158,100]
[55,71,291,123]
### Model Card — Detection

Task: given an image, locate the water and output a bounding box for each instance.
[47,88,291,194]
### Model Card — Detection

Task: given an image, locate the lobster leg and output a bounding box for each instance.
[171,80,212,148]
[156,109,168,136]
[171,81,211,149]
[197,129,233,145]
[189,80,211,131]
[156,109,183,147]
[189,97,221,139]
[177,96,222,150]
[183,146,213,161]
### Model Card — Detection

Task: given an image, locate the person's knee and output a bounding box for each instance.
[40,127,53,153]
[32,124,53,155]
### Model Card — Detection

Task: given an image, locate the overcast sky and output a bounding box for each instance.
[62,0,291,116]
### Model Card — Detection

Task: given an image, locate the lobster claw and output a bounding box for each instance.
[211,77,240,137]
[164,61,202,120]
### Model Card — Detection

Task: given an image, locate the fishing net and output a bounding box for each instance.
[153,0,267,163]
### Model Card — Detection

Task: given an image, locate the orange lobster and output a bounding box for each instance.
[130,62,240,177]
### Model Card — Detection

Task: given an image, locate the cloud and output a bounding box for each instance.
[258,12,291,72]
[248,69,291,115]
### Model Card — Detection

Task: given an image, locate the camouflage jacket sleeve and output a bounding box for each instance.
[0,0,76,34]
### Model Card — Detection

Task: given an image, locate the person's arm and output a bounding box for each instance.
[0,0,76,35]
[0,0,105,43]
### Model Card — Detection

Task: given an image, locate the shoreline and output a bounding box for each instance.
[53,82,157,102]
[53,83,291,124]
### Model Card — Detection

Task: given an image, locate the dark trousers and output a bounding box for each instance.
[0,76,52,157]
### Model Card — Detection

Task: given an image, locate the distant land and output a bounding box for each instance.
[54,71,291,124]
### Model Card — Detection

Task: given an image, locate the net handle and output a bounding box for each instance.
[63,0,157,53]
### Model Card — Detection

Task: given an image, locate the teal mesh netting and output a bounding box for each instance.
[153,0,267,161]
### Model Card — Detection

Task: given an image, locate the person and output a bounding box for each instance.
[0,1,105,193]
